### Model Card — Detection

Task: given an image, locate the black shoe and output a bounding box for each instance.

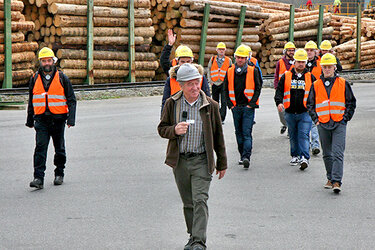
[184,235,193,250]
[192,243,205,250]
[243,158,250,169]
[312,148,320,155]
[280,126,287,134]
[30,178,43,189]
[253,121,256,125]
[54,176,64,185]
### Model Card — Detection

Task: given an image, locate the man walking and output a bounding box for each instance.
[275,49,316,170]
[274,42,296,135]
[207,42,232,123]
[307,53,356,193]
[26,47,76,189]
[224,44,262,168]
[158,63,227,250]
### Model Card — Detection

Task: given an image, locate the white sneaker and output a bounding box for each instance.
[289,157,299,166]
[299,156,309,170]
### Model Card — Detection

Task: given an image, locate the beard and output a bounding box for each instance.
[42,65,53,72]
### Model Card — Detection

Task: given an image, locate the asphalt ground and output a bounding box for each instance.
[0,83,374,249]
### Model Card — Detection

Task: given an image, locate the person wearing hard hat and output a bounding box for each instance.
[319,40,342,72]
[158,63,227,250]
[333,0,341,13]
[274,41,296,135]
[274,49,316,170]
[307,53,356,193]
[207,42,232,123]
[223,44,262,169]
[161,45,211,113]
[160,29,186,76]
[305,41,323,155]
[26,47,76,189]
[305,41,322,80]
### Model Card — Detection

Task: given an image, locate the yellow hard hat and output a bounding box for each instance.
[38,47,55,59]
[234,44,250,57]
[304,40,318,50]
[216,42,226,49]
[178,45,193,59]
[320,40,332,50]
[293,49,308,61]
[243,44,252,53]
[175,45,184,58]
[284,42,296,50]
[320,53,337,65]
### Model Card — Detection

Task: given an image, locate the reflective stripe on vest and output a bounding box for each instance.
[210,56,231,82]
[278,59,294,80]
[283,71,312,109]
[32,71,68,115]
[171,58,178,66]
[169,77,204,96]
[314,77,346,123]
[227,65,259,107]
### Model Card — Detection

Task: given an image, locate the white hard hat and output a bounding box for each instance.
[176,63,201,82]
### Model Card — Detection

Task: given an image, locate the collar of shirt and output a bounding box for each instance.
[291,68,309,79]
[216,56,225,63]
[182,94,201,107]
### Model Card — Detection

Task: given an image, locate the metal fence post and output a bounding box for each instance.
[288,5,295,42]
[317,5,324,47]
[198,3,210,66]
[85,0,94,85]
[355,1,361,69]
[3,0,12,89]
[235,6,247,51]
[127,0,135,82]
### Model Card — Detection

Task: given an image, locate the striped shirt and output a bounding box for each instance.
[179,95,205,154]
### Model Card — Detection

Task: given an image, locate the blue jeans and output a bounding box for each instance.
[284,112,312,159]
[231,106,255,160]
[310,121,320,149]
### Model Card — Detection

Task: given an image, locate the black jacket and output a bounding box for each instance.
[223,62,262,109]
[307,74,356,130]
[160,44,174,76]
[274,68,316,114]
[26,67,77,127]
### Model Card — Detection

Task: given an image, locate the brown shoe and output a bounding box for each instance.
[324,180,333,189]
[333,182,341,193]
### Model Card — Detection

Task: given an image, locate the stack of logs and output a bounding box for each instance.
[363,6,375,19]
[151,0,270,80]
[0,0,37,87]
[259,9,335,75]
[22,0,159,83]
[334,37,375,70]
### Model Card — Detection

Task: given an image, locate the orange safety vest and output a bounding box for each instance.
[32,71,68,115]
[249,57,257,65]
[310,59,322,80]
[171,58,178,66]
[227,65,259,106]
[314,77,346,123]
[169,77,204,96]
[278,59,294,80]
[210,56,231,82]
[283,71,312,109]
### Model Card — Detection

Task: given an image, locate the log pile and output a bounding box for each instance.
[21,0,159,83]
[333,37,375,70]
[259,9,334,75]
[151,0,270,80]
[363,6,375,19]
[0,0,37,86]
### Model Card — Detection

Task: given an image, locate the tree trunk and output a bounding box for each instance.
[56,27,154,37]
[56,49,157,61]
[0,42,38,53]
[53,15,152,27]
[60,36,146,45]
[0,0,24,12]
[0,69,33,81]
[46,0,151,8]
[0,21,35,31]
[0,32,25,43]
[270,27,334,41]
[60,59,159,70]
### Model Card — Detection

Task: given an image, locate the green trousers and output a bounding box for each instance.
[173,153,212,246]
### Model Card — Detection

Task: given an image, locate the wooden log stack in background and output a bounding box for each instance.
[0,0,37,87]
[21,0,158,83]
[151,0,269,80]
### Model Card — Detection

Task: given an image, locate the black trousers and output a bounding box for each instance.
[33,116,66,179]
[211,84,227,122]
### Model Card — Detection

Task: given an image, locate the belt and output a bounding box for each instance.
[180,152,206,158]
